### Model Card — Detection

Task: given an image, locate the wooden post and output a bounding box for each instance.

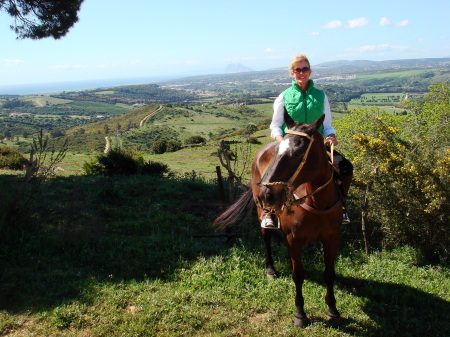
[361,167,378,255]
[216,166,226,203]
[361,181,372,255]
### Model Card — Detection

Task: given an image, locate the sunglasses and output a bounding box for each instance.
[293,67,311,73]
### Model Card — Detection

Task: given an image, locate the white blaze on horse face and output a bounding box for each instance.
[278,138,291,156]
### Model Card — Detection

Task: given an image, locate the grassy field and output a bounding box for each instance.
[0,173,448,337]
[1,99,449,336]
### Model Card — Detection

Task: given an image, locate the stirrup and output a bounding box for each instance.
[261,211,280,229]
[342,213,351,224]
[261,217,277,229]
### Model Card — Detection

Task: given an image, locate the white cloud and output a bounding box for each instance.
[2,59,23,66]
[380,17,410,27]
[380,17,392,26]
[322,17,369,29]
[396,19,410,27]
[311,32,320,36]
[347,17,369,28]
[264,48,275,53]
[321,20,344,29]
[341,43,410,57]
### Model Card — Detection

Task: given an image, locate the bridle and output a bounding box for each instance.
[260,130,336,211]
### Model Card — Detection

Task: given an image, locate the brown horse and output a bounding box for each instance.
[214,112,343,328]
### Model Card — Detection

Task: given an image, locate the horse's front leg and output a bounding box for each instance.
[323,238,342,327]
[262,228,277,279]
[289,245,310,328]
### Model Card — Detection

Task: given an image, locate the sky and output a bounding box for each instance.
[1,0,449,89]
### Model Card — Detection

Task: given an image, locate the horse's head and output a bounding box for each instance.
[258,111,326,210]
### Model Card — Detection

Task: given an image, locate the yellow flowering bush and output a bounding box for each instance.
[334,83,450,263]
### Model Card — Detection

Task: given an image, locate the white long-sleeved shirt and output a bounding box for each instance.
[269,93,336,139]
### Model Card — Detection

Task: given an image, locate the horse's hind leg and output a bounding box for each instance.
[322,238,342,327]
[262,228,277,279]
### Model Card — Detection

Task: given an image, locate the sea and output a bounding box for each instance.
[0,75,179,96]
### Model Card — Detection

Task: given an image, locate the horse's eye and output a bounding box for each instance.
[293,150,303,157]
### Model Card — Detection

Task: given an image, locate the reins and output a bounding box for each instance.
[261,130,340,212]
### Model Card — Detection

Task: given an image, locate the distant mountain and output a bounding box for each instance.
[313,58,450,74]
[225,63,254,74]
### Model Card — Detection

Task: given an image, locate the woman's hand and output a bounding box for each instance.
[326,134,338,146]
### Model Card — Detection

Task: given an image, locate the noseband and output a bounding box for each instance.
[260,130,335,209]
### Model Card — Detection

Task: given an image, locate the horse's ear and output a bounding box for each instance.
[307,114,326,133]
[284,107,295,129]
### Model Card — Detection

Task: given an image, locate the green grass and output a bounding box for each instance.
[22,95,73,106]
[355,69,431,79]
[0,173,448,337]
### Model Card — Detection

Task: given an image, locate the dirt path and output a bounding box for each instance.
[104,136,110,153]
[103,105,163,153]
[139,104,162,127]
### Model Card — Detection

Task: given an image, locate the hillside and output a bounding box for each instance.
[40,102,272,153]
[1,57,449,154]
[155,57,450,97]
[314,57,450,73]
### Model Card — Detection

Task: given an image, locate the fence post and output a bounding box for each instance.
[216,166,226,203]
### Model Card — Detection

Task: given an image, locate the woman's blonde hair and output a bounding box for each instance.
[289,53,311,72]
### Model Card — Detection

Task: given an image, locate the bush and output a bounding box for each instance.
[335,84,450,264]
[0,147,27,170]
[166,140,182,152]
[95,149,139,175]
[140,160,169,176]
[83,149,169,176]
[247,137,261,144]
[185,135,206,145]
[150,139,167,154]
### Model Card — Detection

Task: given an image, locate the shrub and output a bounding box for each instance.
[0,147,27,170]
[335,85,450,264]
[166,140,182,152]
[140,160,169,176]
[185,135,206,145]
[96,149,139,175]
[83,149,169,176]
[150,139,167,154]
[247,137,261,144]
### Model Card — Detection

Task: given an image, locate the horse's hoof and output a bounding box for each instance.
[266,272,277,280]
[266,268,277,279]
[293,314,310,328]
[327,314,342,328]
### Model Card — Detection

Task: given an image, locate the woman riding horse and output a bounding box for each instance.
[262,53,353,228]
[215,112,346,327]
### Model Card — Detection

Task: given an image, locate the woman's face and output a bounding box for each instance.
[291,60,311,89]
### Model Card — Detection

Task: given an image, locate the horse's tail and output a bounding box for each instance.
[214,188,255,230]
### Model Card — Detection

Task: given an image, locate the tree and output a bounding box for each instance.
[1,0,84,39]
[150,139,167,154]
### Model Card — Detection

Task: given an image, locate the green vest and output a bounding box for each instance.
[282,80,324,134]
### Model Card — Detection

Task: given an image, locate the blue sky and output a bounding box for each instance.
[1,0,449,87]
